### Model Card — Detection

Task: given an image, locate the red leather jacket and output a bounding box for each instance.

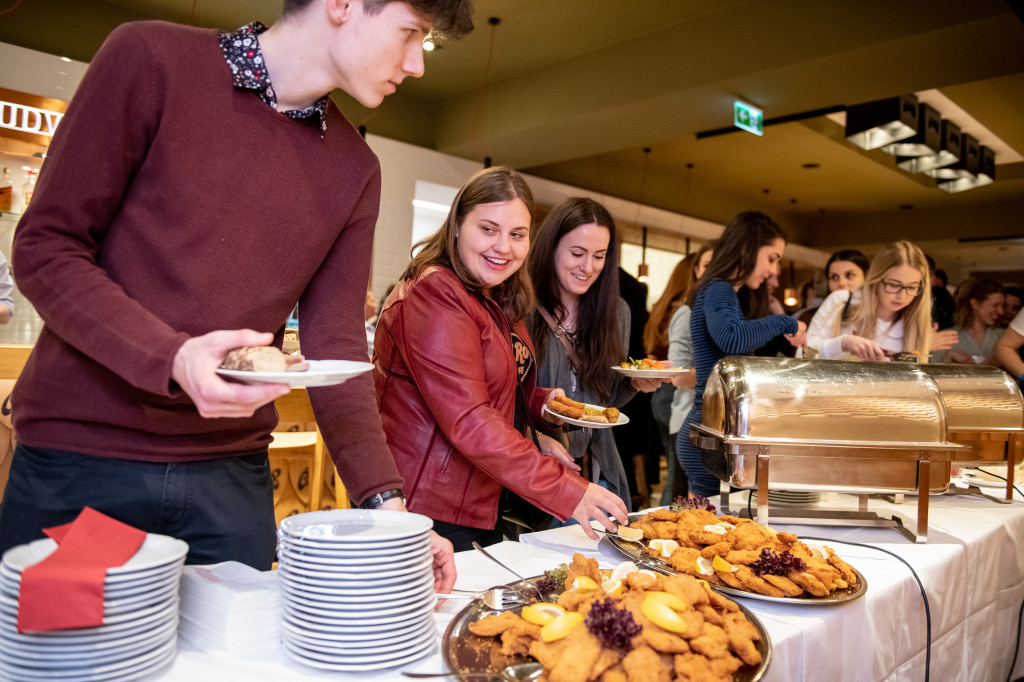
[373,266,587,529]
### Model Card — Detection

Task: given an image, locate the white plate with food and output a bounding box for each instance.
[610,365,689,379]
[542,402,629,429]
[217,359,373,388]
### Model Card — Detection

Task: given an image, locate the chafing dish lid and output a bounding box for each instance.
[918,363,1024,432]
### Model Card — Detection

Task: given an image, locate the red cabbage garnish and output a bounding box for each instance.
[585,597,641,651]
[670,495,717,514]
[749,547,807,577]
[535,564,569,597]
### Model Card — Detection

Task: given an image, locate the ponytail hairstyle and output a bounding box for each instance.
[847,240,933,359]
[403,166,535,322]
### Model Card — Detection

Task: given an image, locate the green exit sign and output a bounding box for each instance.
[734,101,763,136]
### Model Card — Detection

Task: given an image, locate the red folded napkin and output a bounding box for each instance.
[17,507,147,632]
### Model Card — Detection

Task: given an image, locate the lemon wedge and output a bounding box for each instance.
[694,556,715,576]
[601,578,624,597]
[641,594,687,633]
[645,591,688,611]
[637,569,660,580]
[657,539,680,558]
[703,524,728,535]
[571,576,599,591]
[617,526,644,541]
[711,555,739,573]
[806,543,827,560]
[609,561,639,582]
[520,603,566,626]
[540,611,584,642]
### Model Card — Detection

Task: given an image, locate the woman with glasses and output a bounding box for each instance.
[804,241,948,362]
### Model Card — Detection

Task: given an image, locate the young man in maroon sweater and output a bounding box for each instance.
[1,0,472,589]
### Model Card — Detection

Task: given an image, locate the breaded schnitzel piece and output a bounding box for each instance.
[622,644,673,682]
[566,553,603,588]
[544,624,603,682]
[467,610,540,638]
[762,573,805,597]
[648,509,681,522]
[665,547,703,575]
[673,651,736,682]
[689,622,731,660]
[732,566,785,598]
[662,574,710,608]
[722,611,762,666]
[547,399,583,420]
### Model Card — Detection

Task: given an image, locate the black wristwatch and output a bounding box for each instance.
[358,488,405,509]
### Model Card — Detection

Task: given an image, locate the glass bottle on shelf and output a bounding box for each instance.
[0,167,12,213]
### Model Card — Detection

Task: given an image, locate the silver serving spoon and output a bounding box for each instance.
[435,586,530,610]
[402,662,543,681]
[471,542,547,602]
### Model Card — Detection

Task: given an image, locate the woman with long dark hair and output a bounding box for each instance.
[374,169,626,551]
[526,197,663,512]
[676,212,806,497]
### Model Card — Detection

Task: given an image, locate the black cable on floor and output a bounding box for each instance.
[799,536,931,682]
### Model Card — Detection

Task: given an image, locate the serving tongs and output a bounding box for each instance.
[471,542,553,602]
[589,523,675,576]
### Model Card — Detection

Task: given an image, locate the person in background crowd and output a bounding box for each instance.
[676,212,805,498]
[995,308,1024,387]
[936,278,1006,366]
[926,255,956,331]
[0,250,13,324]
[797,249,870,327]
[999,286,1023,328]
[645,244,713,504]
[806,241,952,362]
[614,267,656,509]
[374,168,627,552]
[1,0,475,589]
[526,198,664,515]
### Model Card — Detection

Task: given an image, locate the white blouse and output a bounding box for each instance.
[804,289,905,359]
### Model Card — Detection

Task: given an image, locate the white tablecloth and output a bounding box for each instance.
[150,491,1024,682]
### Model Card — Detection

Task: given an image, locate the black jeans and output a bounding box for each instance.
[0,444,277,569]
[431,518,502,553]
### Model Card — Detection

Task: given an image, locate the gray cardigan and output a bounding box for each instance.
[526,298,636,510]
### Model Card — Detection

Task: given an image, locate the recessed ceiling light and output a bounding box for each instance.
[60,57,71,63]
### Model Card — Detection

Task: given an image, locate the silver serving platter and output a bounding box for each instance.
[442,575,771,681]
[602,516,867,606]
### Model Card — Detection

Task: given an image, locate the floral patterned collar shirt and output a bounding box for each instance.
[219,22,329,137]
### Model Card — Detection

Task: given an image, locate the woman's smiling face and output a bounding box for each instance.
[455,199,531,294]
[553,222,611,301]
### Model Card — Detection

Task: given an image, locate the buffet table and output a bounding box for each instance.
[152,490,1024,682]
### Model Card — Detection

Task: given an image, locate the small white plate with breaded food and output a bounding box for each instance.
[216,346,372,388]
[543,395,629,429]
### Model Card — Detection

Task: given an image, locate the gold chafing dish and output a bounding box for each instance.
[919,363,1024,502]
[690,357,969,542]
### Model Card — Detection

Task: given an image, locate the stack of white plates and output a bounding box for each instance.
[277,509,437,672]
[0,533,187,682]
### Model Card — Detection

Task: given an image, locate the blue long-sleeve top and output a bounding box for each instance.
[691,279,798,409]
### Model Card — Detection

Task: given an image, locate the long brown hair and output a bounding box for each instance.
[403,166,535,322]
[528,197,621,402]
[847,240,933,358]
[687,212,787,315]
[643,243,713,356]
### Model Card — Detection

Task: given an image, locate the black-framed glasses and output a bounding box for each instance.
[881,280,922,296]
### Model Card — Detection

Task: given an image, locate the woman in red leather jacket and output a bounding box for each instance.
[373,167,628,551]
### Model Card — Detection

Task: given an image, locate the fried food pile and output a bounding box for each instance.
[220,346,309,372]
[467,554,762,682]
[631,509,859,599]
[546,396,620,424]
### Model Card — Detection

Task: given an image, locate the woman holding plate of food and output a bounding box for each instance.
[525,197,666,515]
[373,168,626,552]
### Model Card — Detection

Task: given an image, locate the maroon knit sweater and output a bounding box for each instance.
[11,21,403,504]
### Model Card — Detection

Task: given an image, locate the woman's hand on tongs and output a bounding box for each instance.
[572,483,628,540]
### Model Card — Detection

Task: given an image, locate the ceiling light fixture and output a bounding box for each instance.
[925,133,979,181]
[880,102,941,157]
[896,119,961,173]
[844,94,918,150]
[938,145,995,193]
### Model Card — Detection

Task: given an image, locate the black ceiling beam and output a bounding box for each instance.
[696,104,847,140]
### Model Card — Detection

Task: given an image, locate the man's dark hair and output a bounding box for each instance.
[282,0,474,40]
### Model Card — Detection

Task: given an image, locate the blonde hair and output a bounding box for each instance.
[844,241,932,359]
